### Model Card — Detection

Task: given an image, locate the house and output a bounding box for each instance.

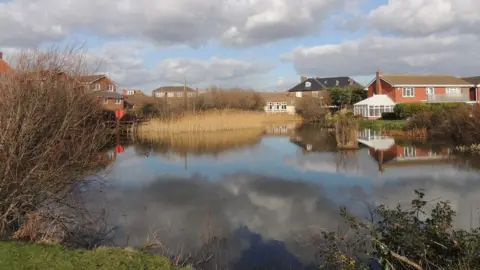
[287,76,363,98]
[0,52,11,74]
[259,92,297,114]
[94,91,125,111]
[122,89,157,110]
[152,86,197,98]
[461,76,480,101]
[354,70,475,119]
[74,74,118,92]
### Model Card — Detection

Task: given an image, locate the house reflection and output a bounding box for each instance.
[358,129,453,172]
[289,124,337,153]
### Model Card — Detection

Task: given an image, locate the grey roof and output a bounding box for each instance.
[94,91,124,99]
[288,77,362,92]
[153,86,196,93]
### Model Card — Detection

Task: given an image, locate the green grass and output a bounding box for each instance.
[0,241,188,270]
[359,119,406,130]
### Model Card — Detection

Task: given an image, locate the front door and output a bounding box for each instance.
[469,87,477,101]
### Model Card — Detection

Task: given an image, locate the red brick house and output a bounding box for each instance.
[152,86,197,99]
[74,75,124,111]
[0,52,11,74]
[354,70,475,119]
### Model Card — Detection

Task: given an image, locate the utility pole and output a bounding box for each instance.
[184,76,187,111]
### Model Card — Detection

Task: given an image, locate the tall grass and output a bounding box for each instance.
[138,109,302,134]
[138,129,264,156]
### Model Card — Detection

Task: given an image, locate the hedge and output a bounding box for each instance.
[393,103,469,119]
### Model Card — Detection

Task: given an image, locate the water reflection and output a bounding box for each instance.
[88,125,480,269]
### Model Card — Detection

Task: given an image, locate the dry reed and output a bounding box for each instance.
[138,109,302,134]
[138,129,264,155]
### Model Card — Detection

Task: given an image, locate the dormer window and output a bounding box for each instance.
[127,90,135,95]
[106,85,114,92]
[305,81,311,88]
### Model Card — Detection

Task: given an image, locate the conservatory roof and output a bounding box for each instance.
[354,94,395,106]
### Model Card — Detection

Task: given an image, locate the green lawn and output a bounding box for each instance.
[0,241,188,270]
[359,119,406,130]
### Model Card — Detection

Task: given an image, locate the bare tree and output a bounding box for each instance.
[0,47,109,236]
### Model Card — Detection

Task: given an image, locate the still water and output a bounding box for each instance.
[84,125,480,269]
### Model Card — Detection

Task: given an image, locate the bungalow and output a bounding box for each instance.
[259,92,296,114]
[461,76,480,101]
[354,70,475,119]
[287,76,363,98]
[152,86,197,98]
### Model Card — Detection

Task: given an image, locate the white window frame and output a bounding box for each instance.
[402,87,415,97]
[296,91,302,98]
[426,87,435,95]
[115,99,122,104]
[155,92,162,97]
[95,84,101,91]
[176,92,184,97]
[106,85,114,92]
[103,98,108,104]
[267,102,274,112]
[404,147,417,157]
[167,92,175,98]
[281,102,287,111]
[127,90,135,95]
[446,88,461,96]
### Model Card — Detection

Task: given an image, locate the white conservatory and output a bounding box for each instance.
[353,94,396,119]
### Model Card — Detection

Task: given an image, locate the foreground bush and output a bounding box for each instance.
[196,87,265,111]
[0,49,108,236]
[394,103,469,119]
[296,97,330,122]
[315,190,480,270]
[0,242,186,269]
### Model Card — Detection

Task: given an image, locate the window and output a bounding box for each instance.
[267,102,274,111]
[106,85,114,92]
[176,92,183,97]
[155,92,163,97]
[187,92,194,97]
[103,98,108,104]
[167,92,175,97]
[95,84,101,91]
[127,90,135,95]
[115,99,122,104]
[404,147,417,157]
[305,81,311,88]
[335,80,339,86]
[402,87,415,97]
[426,87,435,95]
[312,91,319,97]
[296,91,302,98]
[446,88,461,95]
[281,102,287,110]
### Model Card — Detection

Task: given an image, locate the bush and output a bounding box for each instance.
[394,103,470,119]
[295,97,329,122]
[196,87,265,111]
[0,48,108,236]
[381,112,397,120]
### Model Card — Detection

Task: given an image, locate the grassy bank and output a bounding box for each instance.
[359,119,406,130]
[0,241,187,270]
[138,109,302,134]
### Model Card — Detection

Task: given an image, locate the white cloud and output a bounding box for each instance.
[368,0,480,37]
[284,34,480,77]
[156,57,273,85]
[0,0,349,47]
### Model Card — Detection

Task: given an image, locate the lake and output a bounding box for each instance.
[83,124,480,269]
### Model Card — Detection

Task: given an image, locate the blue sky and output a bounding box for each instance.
[1,0,478,92]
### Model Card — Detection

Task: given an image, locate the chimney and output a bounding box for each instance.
[300,76,308,83]
[375,69,382,95]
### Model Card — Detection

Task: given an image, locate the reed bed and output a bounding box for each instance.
[138,109,302,134]
[138,129,264,155]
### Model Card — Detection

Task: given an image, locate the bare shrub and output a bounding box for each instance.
[196,87,265,111]
[295,97,330,122]
[0,47,109,236]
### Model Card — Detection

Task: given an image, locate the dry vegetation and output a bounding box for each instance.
[137,129,264,156]
[0,48,109,239]
[137,109,302,134]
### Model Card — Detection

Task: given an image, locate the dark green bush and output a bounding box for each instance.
[381,112,397,120]
[394,103,470,119]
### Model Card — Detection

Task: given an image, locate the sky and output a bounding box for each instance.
[1,0,479,93]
